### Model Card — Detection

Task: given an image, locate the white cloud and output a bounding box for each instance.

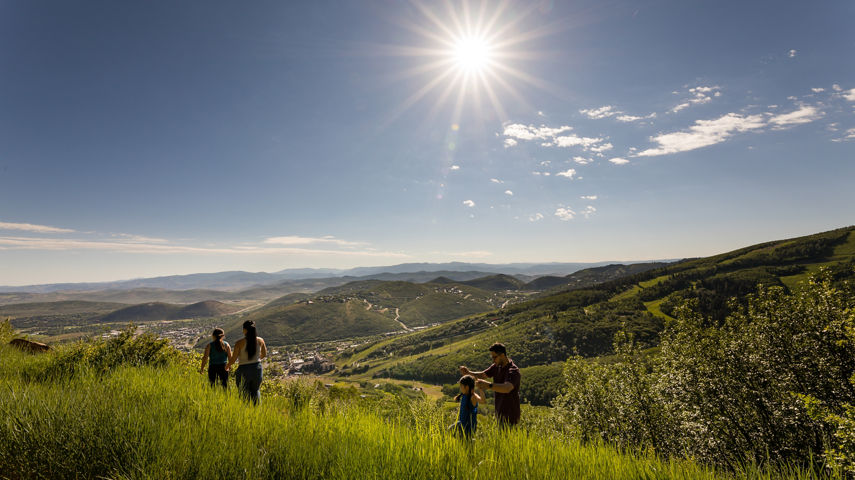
[579,105,618,119]
[529,213,544,222]
[832,84,843,92]
[0,221,75,234]
[503,124,572,140]
[503,138,518,148]
[554,207,576,221]
[636,112,765,156]
[531,171,542,176]
[490,178,504,184]
[0,236,409,258]
[589,142,613,153]
[580,195,598,200]
[768,104,823,129]
[556,168,577,179]
[833,128,855,142]
[671,85,721,113]
[788,49,797,58]
[609,157,630,165]
[450,165,460,170]
[112,233,169,244]
[844,89,855,102]
[553,134,605,149]
[463,200,476,208]
[504,190,514,196]
[581,205,597,218]
[573,156,593,165]
[811,87,825,93]
[264,236,366,247]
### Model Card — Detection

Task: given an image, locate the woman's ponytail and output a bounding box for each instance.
[243,320,257,358]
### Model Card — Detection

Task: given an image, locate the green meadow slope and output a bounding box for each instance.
[337,226,855,390]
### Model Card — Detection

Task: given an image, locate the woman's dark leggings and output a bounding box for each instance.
[235,362,263,405]
[208,363,228,389]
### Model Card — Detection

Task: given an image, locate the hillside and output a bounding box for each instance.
[225,298,403,344]
[99,300,241,323]
[458,274,527,291]
[525,262,670,292]
[337,226,855,388]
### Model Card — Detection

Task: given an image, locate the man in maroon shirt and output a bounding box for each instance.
[459,343,521,426]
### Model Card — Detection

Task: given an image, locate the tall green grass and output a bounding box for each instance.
[0,340,836,479]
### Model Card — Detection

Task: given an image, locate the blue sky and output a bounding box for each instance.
[1,0,854,285]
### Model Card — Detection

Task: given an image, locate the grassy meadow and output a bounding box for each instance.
[0,331,837,479]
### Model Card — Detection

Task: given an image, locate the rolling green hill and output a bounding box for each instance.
[225,298,403,344]
[99,300,241,323]
[336,226,855,393]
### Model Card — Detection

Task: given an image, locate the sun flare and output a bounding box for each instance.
[451,36,492,73]
[379,0,564,126]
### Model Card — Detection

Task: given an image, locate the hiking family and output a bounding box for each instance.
[200,324,521,434]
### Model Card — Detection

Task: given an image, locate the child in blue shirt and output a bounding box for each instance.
[452,375,483,437]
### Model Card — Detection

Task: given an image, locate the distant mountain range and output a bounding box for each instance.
[0,261,676,294]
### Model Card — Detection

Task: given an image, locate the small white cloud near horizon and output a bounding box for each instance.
[582,205,597,218]
[832,84,843,92]
[843,88,855,102]
[450,165,460,170]
[554,207,576,221]
[504,190,514,196]
[463,200,476,207]
[264,235,366,247]
[580,195,598,200]
[0,221,75,234]
[529,213,544,222]
[503,138,518,148]
[609,157,630,165]
[490,178,504,184]
[788,49,797,58]
[573,156,593,165]
[811,87,825,93]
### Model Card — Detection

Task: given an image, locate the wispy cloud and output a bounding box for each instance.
[581,205,597,218]
[0,221,75,234]
[503,123,608,153]
[529,213,544,222]
[832,128,855,142]
[672,85,722,113]
[504,190,514,196]
[554,207,575,221]
[264,235,366,247]
[579,105,618,119]
[609,157,630,165]
[843,88,855,102]
[811,87,825,93]
[556,168,577,179]
[462,200,476,207]
[788,49,797,58]
[832,84,843,92]
[573,156,593,165]
[767,104,824,129]
[450,165,460,170]
[616,113,656,123]
[636,112,765,156]
[580,195,598,200]
[503,138,518,148]
[0,235,409,258]
[503,124,572,140]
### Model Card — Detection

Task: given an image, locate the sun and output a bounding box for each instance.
[378,0,565,125]
[451,35,492,73]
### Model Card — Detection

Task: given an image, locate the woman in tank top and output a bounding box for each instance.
[227,320,266,405]
[199,328,231,389]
